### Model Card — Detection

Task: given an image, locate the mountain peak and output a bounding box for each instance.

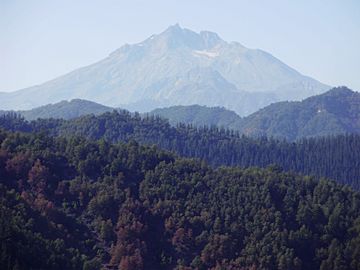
[153,24,224,50]
[164,23,182,33]
[113,25,225,56]
[163,24,223,46]
[1,25,330,114]
[160,23,190,37]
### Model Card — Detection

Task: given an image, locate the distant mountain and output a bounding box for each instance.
[0,24,329,115]
[0,99,114,121]
[149,104,241,128]
[150,87,360,140]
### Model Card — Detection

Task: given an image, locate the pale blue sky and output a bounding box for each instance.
[1,0,359,92]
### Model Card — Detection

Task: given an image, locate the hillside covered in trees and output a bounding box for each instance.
[1,111,360,190]
[150,87,360,141]
[1,129,360,269]
[1,87,358,141]
[239,87,360,140]
[149,105,241,130]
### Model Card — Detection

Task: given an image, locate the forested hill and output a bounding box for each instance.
[239,86,360,140]
[1,112,360,189]
[1,129,360,269]
[150,87,360,141]
[1,87,358,141]
[149,105,242,129]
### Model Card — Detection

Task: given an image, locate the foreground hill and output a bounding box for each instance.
[0,24,329,115]
[1,130,360,269]
[151,87,360,141]
[1,111,360,189]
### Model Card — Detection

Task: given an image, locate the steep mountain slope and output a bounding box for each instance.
[0,24,329,115]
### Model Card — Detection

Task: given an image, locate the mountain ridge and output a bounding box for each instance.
[150,86,360,140]
[1,87,358,141]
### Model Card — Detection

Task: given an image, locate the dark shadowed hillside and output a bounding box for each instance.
[1,129,360,269]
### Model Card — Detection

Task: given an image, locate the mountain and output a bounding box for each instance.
[0,24,329,115]
[150,87,360,140]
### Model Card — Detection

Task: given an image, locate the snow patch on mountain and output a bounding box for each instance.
[193,49,220,58]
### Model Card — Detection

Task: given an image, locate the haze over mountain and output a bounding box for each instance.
[0,24,329,115]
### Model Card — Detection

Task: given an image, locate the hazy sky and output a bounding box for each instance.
[1,0,360,92]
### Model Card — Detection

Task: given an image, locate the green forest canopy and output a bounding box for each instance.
[0,129,360,269]
[1,111,360,190]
